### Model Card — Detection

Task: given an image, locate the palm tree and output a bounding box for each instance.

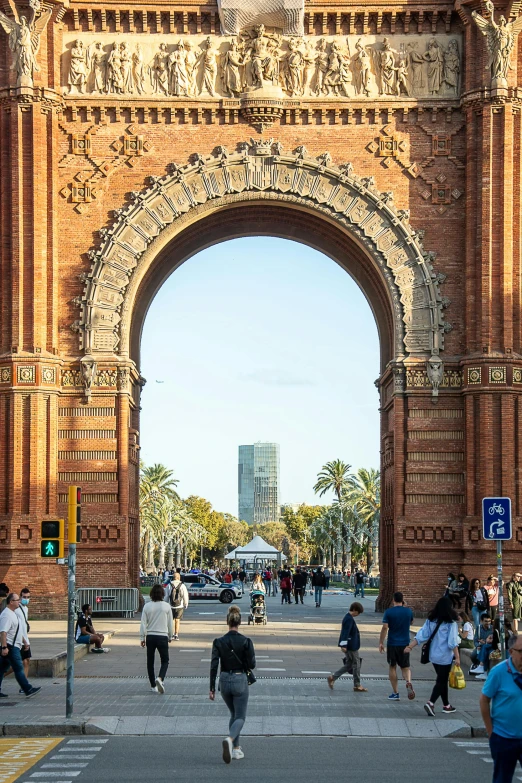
[314,460,352,567]
[345,468,380,572]
[139,463,180,572]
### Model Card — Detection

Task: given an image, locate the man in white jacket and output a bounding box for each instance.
[164,572,189,641]
[140,583,173,693]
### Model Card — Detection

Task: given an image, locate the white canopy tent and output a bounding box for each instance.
[225,535,285,565]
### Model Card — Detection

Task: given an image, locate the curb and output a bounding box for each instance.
[26,630,117,678]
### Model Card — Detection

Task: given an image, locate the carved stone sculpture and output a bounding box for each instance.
[424,38,444,94]
[0,0,51,88]
[222,38,243,96]
[443,39,460,95]
[68,39,88,94]
[200,36,217,95]
[353,39,370,96]
[243,25,282,89]
[472,1,522,88]
[217,0,304,37]
[150,42,169,95]
[132,44,145,94]
[426,356,444,399]
[107,42,124,94]
[80,355,97,400]
[90,41,107,93]
[120,41,134,93]
[169,40,189,96]
[407,42,425,92]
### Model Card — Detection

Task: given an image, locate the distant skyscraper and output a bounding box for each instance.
[238,442,280,525]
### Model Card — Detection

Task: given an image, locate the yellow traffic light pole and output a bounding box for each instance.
[66,486,81,719]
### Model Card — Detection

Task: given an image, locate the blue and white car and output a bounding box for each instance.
[180,573,243,603]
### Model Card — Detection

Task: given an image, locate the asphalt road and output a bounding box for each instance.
[13,736,496,783]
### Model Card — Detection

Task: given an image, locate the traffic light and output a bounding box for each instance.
[68,486,82,545]
[40,519,64,558]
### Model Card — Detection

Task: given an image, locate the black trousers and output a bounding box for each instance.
[430,662,452,706]
[293,587,304,603]
[146,634,169,687]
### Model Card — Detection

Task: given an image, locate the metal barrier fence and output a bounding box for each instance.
[76,587,139,617]
[139,576,163,587]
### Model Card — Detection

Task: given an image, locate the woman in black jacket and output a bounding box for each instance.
[210,605,256,764]
[465,578,489,640]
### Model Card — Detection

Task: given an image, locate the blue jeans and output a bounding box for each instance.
[314,586,323,605]
[479,643,493,671]
[0,645,32,694]
[355,583,365,597]
[471,606,482,640]
[489,733,522,783]
[263,580,271,596]
[220,672,249,748]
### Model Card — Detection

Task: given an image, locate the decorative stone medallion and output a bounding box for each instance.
[17,366,35,384]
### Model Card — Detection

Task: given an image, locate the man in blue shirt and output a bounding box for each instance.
[480,634,522,782]
[379,591,415,701]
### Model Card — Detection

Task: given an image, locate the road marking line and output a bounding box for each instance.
[200,659,211,662]
[481,759,493,763]
[301,671,331,674]
[41,766,88,770]
[49,757,95,762]
[65,740,108,744]
[257,668,286,671]
[454,742,489,746]
[465,751,491,755]
[0,739,63,783]
[30,772,81,778]
[57,748,102,753]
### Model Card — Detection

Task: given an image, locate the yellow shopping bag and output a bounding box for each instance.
[449,663,466,690]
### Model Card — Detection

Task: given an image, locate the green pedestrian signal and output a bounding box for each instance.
[40,519,64,558]
[41,540,59,557]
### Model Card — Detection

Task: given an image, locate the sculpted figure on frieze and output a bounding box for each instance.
[60,32,462,100]
[472,0,522,88]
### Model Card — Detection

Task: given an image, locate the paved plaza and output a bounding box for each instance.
[1,592,486,736]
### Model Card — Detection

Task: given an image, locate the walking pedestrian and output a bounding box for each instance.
[312,566,326,607]
[280,568,292,604]
[466,578,489,639]
[17,587,32,689]
[327,601,367,692]
[324,566,331,590]
[0,593,41,698]
[507,572,522,633]
[480,634,522,783]
[292,566,307,604]
[238,569,246,587]
[165,571,189,641]
[404,597,460,716]
[263,569,272,596]
[378,591,415,701]
[140,583,173,694]
[354,568,366,598]
[210,605,256,763]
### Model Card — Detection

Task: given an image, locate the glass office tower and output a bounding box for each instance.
[238,442,280,525]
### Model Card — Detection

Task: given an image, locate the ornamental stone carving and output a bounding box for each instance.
[61,32,462,102]
[0,0,52,88]
[74,141,448,363]
[472,1,522,89]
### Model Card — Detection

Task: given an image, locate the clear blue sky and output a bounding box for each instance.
[140,237,380,516]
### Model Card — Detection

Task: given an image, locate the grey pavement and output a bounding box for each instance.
[11,736,494,783]
[1,591,487,737]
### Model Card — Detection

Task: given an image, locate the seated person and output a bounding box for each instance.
[458,611,475,649]
[469,613,492,673]
[75,603,109,653]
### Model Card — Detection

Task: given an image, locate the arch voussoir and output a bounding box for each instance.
[77,139,448,367]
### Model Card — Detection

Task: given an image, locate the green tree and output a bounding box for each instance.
[139,462,180,572]
[281,504,324,562]
[314,459,352,567]
[183,495,222,548]
[345,468,380,572]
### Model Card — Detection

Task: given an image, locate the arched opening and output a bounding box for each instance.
[139,235,380,573]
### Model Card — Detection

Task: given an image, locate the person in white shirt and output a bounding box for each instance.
[140,583,173,693]
[163,572,189,641]
[0,593,40,698]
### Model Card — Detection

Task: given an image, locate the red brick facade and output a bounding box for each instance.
[0,0,521,614]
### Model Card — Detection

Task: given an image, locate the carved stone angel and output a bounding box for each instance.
[0,0,52,87]
[472,0,522,88]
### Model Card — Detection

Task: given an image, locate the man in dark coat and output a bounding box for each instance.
[327,602,367,692]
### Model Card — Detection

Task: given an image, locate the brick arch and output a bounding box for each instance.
[76,140,448,370]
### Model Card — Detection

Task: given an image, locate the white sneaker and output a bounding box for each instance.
[232,748,244,760]
[155,677,165,694]
[222,737,233,764]
[470,664,484,674]
[475,673,488,680]
[100,647,111,653]
[151,686,159,693]
[174,634,179,641]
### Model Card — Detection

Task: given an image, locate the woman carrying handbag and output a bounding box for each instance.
[404,597,460,716]
[209,605,256,764]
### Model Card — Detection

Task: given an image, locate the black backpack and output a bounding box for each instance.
[170,582,183,608]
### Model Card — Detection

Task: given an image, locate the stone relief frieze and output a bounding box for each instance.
[61,31,462,101]
[74,140,449,363]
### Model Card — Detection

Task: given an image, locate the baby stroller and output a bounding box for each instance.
[248,590,267,625]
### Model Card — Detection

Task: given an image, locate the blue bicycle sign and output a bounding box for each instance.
[482,497,512,540]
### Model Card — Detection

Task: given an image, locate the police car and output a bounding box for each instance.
[180,573,242,603]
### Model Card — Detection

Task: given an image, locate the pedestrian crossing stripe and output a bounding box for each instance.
[0,739,63,783]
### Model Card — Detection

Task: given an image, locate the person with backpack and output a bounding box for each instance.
[164,572,189,641]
